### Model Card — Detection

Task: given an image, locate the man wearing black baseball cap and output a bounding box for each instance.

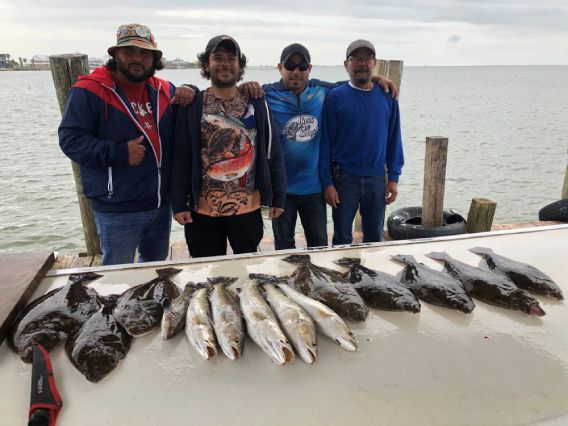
[319,39,404,245]
[171,35,286,258]
[258,42,397,250]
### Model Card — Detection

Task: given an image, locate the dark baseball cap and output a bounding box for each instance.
[280,43,311,64]
[346,39,376,59]
[205,35,241,57]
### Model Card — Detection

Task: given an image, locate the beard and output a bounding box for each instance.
[353,67,371,86]
[116,59,155,83]
[210,68,239,88]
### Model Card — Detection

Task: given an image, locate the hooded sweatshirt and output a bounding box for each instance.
[58,66,178,213]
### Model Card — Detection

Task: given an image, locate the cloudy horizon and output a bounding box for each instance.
[1,0,567,66]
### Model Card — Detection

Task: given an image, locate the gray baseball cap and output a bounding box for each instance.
[280,43,311,63]
[346,39,376,59]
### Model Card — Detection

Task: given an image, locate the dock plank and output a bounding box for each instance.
[0,252,55,345]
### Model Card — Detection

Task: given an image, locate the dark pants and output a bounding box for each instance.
[332,171,386,245]
[272,192,328,250]
[184,209,263,258]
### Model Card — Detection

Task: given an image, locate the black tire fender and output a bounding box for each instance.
[538,199,568,222]
[387,207,467,240]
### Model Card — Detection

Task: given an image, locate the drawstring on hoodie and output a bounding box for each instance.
[264,98,273,160]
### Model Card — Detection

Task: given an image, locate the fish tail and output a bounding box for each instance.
[334,257,361,267]
[155,267,182,278]
[391,254,416,265]
[425,252,449,262]
[469,247,493,256]
[68,272,102,285]
[208,276,238,287]
[282,254,311,264]
[249,273,287,284]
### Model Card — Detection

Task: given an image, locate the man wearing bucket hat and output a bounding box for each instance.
[319,39,404,245]
[59,23,197,265]
[171,35,286,258]
[256,43,397,250]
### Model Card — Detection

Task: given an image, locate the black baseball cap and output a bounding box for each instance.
[280,43,311,64]
[205,35,241,57]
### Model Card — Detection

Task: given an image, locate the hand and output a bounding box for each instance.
[269,207,284,220]
[323,185,340,208]
[372,75,398,99]
[174,211,193,225]
[385,181,398,205]
[170,86,196,107]
[238,81,265,99]
[127,136,145,166]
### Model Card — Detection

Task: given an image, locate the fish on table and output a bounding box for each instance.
[238,279,295,365]
[161,283,194,340]
[185,283,217,360]
[66,295,132,383]
[392,255,476,313]
[334,257,421,313]
[426,252,545,316]
[273,279,358,352]
[113,268,181,337]
[469,247,563,300]
[251,274,317,364]
[282,254,369,322]
[9,272,102,363]
[208,277,244,361]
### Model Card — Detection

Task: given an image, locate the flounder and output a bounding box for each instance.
[469,247,563,300]
[283,254,368,321]
[9,272,102,363]
[334,257,421,313]
[426,252,545,316]
[113,268,181,337]
[392,255,475,313]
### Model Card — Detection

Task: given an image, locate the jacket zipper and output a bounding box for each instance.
[102,82,163,207]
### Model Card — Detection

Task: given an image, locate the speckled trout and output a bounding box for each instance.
[274,281,358,352]
[161,283,194,340]
[239,280,295,365]
[185,284,217,360]
[251,274,317,364]
[208,277,244,360]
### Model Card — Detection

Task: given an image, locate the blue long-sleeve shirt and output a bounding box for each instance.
[319,82,404,187]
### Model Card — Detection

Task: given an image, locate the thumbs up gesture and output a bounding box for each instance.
[127,136,146,166]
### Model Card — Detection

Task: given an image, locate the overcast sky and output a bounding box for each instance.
[1,0,567,65]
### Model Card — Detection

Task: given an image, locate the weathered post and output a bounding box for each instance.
[466,198,497,233]
[49,54,101,256]
[354,59,404,238]
[421,137,448,228]
[562,154,568,199]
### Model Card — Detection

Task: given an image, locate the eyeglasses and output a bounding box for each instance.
[348,55,375,63]
[283,61,309,71]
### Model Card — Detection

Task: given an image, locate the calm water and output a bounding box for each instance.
[0,66,566,253]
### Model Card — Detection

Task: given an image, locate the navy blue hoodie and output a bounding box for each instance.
[59,66,178,213]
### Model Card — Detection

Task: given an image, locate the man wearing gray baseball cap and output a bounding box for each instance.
[319,39,404,245]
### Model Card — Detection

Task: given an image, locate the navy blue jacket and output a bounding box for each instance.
[59,66,178,213]
[171,91,286,214]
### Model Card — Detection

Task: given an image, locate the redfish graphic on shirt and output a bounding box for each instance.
[202,112,257,185]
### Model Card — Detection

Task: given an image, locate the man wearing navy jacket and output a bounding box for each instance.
[59,23,195,265]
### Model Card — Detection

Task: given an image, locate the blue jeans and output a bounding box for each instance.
[94,204,172,265]
[331,171,386,245]
[272,192,328,250]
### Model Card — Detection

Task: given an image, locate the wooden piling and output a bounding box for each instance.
[421,137,448,228]
[562,158,568,200]
[49,54,101,256]
[354,59,404,235]
[466,198,497,233]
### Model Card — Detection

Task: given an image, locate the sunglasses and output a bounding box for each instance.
[283,61,309,71]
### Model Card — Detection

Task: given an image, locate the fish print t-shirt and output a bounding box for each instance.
[197,89,260,217]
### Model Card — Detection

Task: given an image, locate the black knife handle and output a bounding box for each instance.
[28,408,50,426]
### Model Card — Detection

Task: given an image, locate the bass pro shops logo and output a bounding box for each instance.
[282,114,318,143]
